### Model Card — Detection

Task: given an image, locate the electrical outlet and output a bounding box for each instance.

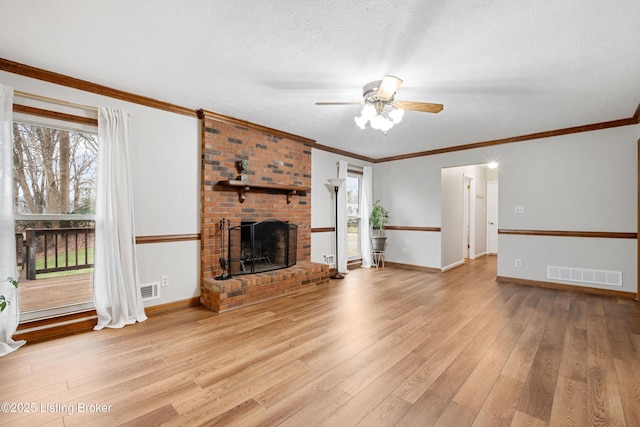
[161,275,169,287]
[515,259,522,268]
[402,248,407,255]
[515,205,525,214]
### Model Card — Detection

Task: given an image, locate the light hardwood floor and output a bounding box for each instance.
[1,256,639,426]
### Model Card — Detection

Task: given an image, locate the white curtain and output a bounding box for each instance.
[94,107,146,330]
[360,166,373,268]
[0,84,26,356]
[337,161,348,273]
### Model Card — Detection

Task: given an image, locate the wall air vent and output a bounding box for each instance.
[547,266,622,287]
[139,282,160,301]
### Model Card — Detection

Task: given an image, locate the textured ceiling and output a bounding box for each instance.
[1,0,639,159]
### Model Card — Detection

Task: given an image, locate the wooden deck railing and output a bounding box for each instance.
[16,232,26,269]
[23,227,95,280]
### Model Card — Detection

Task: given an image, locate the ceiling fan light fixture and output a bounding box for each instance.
[354,114,368,129]
[361,104,377,119]
[389,107,404,124]
[317,74,442,134]
[376,75,403,101]
[369,114,393,132]
[355,104,402,133]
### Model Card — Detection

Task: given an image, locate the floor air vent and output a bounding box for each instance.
[139,282,160,301]
[547,266,622,287]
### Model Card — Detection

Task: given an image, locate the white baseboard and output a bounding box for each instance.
[441,260,464,272]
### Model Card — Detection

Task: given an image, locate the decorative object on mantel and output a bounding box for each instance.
[216,180,310,204]
[236,159,249,182]
[327,178,346,279]
[370,199,389,251]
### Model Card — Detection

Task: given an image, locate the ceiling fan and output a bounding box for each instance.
[315,75,443,132]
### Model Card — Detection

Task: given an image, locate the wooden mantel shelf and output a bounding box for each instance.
[217,180,310,204]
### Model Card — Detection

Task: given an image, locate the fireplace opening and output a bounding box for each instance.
[227,219,297,275]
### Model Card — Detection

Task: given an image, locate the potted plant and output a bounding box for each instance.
[370,200,389,251]
[0,277,19,313]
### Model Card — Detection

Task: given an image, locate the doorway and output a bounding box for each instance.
[441,162,498,271]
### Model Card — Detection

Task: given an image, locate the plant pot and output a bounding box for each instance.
[371,236,387,251]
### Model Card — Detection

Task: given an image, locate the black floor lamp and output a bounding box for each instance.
[327,178,345,279]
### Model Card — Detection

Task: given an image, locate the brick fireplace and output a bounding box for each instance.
[198,110,329,312]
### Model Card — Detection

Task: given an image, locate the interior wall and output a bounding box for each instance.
[441,167,464,269]
[374,124,638,293]
[1,70,202,307]
[497,125,637,292]
[372,155,442,269]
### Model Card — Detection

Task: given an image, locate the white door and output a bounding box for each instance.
[487,180,498,254]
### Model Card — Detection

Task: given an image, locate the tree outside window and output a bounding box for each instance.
[13,122,97,216]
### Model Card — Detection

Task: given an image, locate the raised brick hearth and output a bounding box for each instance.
[198,110,329,312]
[201,261,329,312]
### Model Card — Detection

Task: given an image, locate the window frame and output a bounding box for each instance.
[12,102,98,321]
[346,168,363,261]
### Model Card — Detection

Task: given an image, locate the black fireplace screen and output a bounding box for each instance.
[227,220,297,275]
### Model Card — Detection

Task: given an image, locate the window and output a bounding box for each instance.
[346,171,362,260]
[13,122,97,215]
[13,116,98,318]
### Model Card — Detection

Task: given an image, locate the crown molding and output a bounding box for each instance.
[3,57,637,162]
[0,57,196,117]
[374,114,639,163]
[311,142,376,163]
[198,109,315,145]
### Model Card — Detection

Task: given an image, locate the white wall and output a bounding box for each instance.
[497,125,637,292]
[310,149,373,264]
[499,128,636,231]
[372,155,444,268]
[1,71,201,307]
[441,167,464,269]
[373,124,638,293]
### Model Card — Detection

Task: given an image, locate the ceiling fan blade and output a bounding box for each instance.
[376,75,403,101]
[394,101,443,113]
[315,102,362,106]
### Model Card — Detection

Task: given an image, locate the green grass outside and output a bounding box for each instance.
[34,247,94,279]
